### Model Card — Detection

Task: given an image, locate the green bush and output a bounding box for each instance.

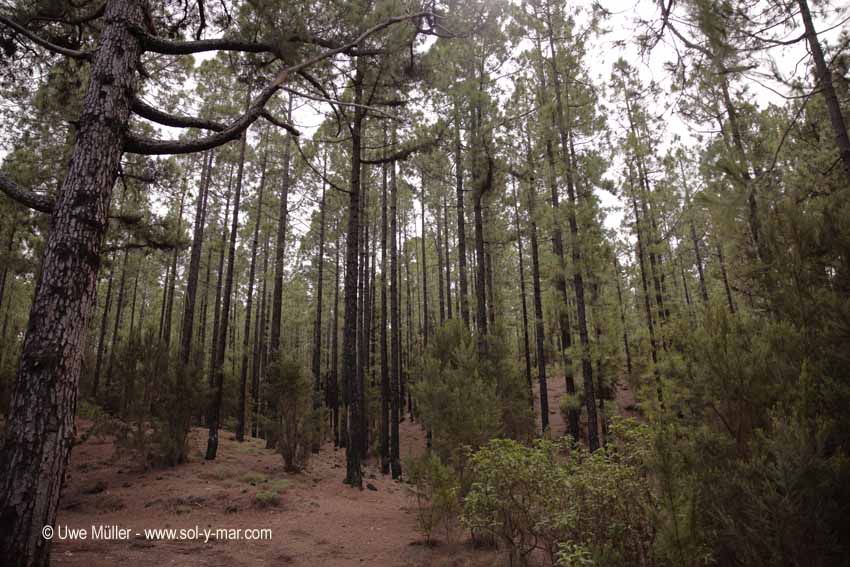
[412,320,532,472]
[108,333,202,468]
[254,490,281,508]
[264,358,316,472]
[405,453,462,544]
[463,419,657,567]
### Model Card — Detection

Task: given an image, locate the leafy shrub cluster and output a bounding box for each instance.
[648,306,850,567]
[463,419,656,567]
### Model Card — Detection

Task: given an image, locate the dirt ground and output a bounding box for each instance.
[51,375,637,566]
[51,417,497,567]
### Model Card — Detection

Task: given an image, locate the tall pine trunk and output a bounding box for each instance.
[343,61,365,487]
[206,89,250,460]
[0,0,144,561]
[389,154,402,479]
[180,149,213,365]
[270,97,293,359]
[237,140,268,442]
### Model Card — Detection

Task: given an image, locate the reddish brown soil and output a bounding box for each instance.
[52,419,497,567]
[532,374,641,437]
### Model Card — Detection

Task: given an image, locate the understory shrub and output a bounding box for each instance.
[110,332,202,468]
[463,419,657,567]
[405,452,462,544]
[413,320,533,472]
[264,358,316,472]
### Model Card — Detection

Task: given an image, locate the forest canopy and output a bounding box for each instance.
[0,0,849,565]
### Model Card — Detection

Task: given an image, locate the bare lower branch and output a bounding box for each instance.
[131,97,226,131]
[0,15,92,59]
[361,130,444,165]
[0,173,54,212]
[125,11,429,155]
[135,31,282,57]
[0,172,142,224]
[260,109,300,136]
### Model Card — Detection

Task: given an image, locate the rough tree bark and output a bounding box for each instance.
[0,0,144,562]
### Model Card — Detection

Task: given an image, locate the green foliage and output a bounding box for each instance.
[463,420,657,567]
[405,453,462,544]
[254,490,281,508]
[412,320,501,469]
[649,304,850,567]
[412,320,533,471]
[107,333,203,468]
[263,358,316,472]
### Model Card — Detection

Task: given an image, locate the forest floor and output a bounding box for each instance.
[51,417,497,567]
[51,376,637,566]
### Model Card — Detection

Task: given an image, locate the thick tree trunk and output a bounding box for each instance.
[0,0,144,562]
[237,141,268,442]
[207,89,251,460]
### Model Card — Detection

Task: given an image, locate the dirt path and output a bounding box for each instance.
[52,419,496,567]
